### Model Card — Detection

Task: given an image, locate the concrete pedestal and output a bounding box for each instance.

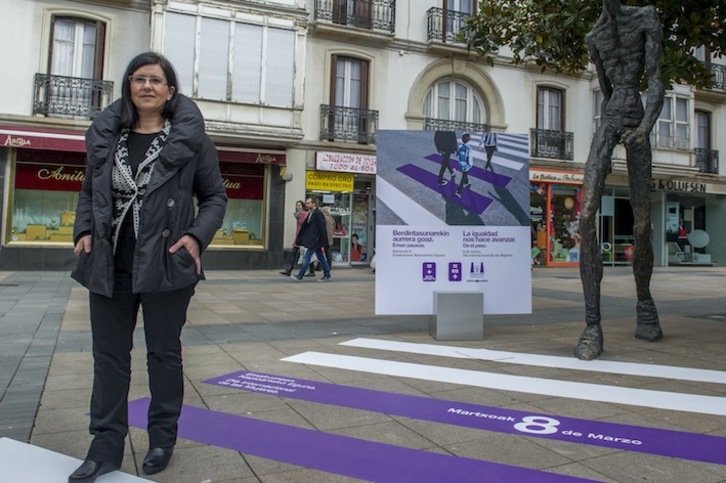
[429,291,484,341]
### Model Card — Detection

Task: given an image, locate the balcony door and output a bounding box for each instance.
[333,0,372,29]
[443,0,475,41]
[695,111,710,151]
[537,86,563,131]
[50,17,104,79]
[48,17,105,116]
[446,0,474,14]
[534,86,569,158]
[695,110,715,172]
[330,55,369,141]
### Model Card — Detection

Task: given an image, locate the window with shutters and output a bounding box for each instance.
[163,11,296,107]
[655,95,690,150]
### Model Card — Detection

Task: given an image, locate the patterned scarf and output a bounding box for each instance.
[111,120,171,252]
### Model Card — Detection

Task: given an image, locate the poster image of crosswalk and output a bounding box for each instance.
[375,130,532,315]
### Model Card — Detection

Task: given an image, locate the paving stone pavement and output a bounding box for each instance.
[0,266,725,482]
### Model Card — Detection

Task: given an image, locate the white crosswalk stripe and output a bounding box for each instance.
[468,133,529,171]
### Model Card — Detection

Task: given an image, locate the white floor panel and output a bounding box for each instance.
[0,437,144,483]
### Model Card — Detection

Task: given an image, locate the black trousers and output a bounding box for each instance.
[86,270,194,465]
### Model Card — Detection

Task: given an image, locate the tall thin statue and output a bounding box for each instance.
[575,0,665,360]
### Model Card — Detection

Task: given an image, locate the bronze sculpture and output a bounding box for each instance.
[575,0,665,360]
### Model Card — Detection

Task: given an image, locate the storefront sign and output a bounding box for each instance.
[306,171,354,192]
[316,151,377,174]
[15,163,85,191]
[530,169,584,184]
[15,161,264,200]
[218,149,286,166]
[221,174,263,199]
[652,178,707,193]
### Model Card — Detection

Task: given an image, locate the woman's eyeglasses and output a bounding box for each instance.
[128,75,168,87]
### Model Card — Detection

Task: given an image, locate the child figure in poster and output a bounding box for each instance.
[454,133,472,198]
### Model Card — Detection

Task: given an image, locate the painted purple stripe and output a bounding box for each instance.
[128,398,592,483]
[204,371,726,466]
[396,163,492,214]
[423,154,512,186]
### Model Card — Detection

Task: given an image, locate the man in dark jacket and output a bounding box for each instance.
[291,197,331,281]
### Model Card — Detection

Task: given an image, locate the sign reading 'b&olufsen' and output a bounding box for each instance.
[305,170,354,192]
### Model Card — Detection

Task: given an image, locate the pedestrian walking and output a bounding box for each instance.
[291,197,331,281]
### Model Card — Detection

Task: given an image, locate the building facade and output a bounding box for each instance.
[2,0,725,270]
[284,0,726,268]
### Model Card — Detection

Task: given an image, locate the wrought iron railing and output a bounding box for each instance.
[426,7,469,44]
[33,73,113,118]
[424,118,489,133]
[530,128,574,160]
[314,0,395,33]
[320,104,378,144]
[708,63,726,90]
[694,148,719,174]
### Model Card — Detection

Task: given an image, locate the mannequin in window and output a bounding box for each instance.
[350,233,365,262]
[677,220,689,252]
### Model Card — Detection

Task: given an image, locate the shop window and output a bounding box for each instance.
[209,162,266,247]
[7,151,267,248]
[8,149,84,244]
[530,183,547,266]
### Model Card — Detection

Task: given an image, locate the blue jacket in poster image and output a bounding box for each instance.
[457,133,472,172]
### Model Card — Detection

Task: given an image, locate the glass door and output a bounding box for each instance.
[320,191,351,266]
[548,184,581,264]
[350,191,370,264]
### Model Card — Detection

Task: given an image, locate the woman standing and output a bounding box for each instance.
[69,52,227,483]
[279,200,308,276]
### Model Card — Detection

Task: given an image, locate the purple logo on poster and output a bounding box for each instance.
[469,262,485,279]
[449,263,462,281]
[422,263,436,281]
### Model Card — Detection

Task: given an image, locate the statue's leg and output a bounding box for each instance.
[575,125,618,360]
[625,138,663,341]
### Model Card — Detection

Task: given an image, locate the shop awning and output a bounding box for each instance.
[0,125,87,152]
[217,147,286,166]
[1,126,288,164]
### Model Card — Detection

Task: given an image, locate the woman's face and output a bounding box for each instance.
[129,64,175,118]
[295,201,303,211]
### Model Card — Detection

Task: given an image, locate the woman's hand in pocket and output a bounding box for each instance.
[74,235,92,256]
[169,235,201,275]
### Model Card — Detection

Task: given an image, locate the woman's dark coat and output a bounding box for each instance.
[72,94,227,297]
